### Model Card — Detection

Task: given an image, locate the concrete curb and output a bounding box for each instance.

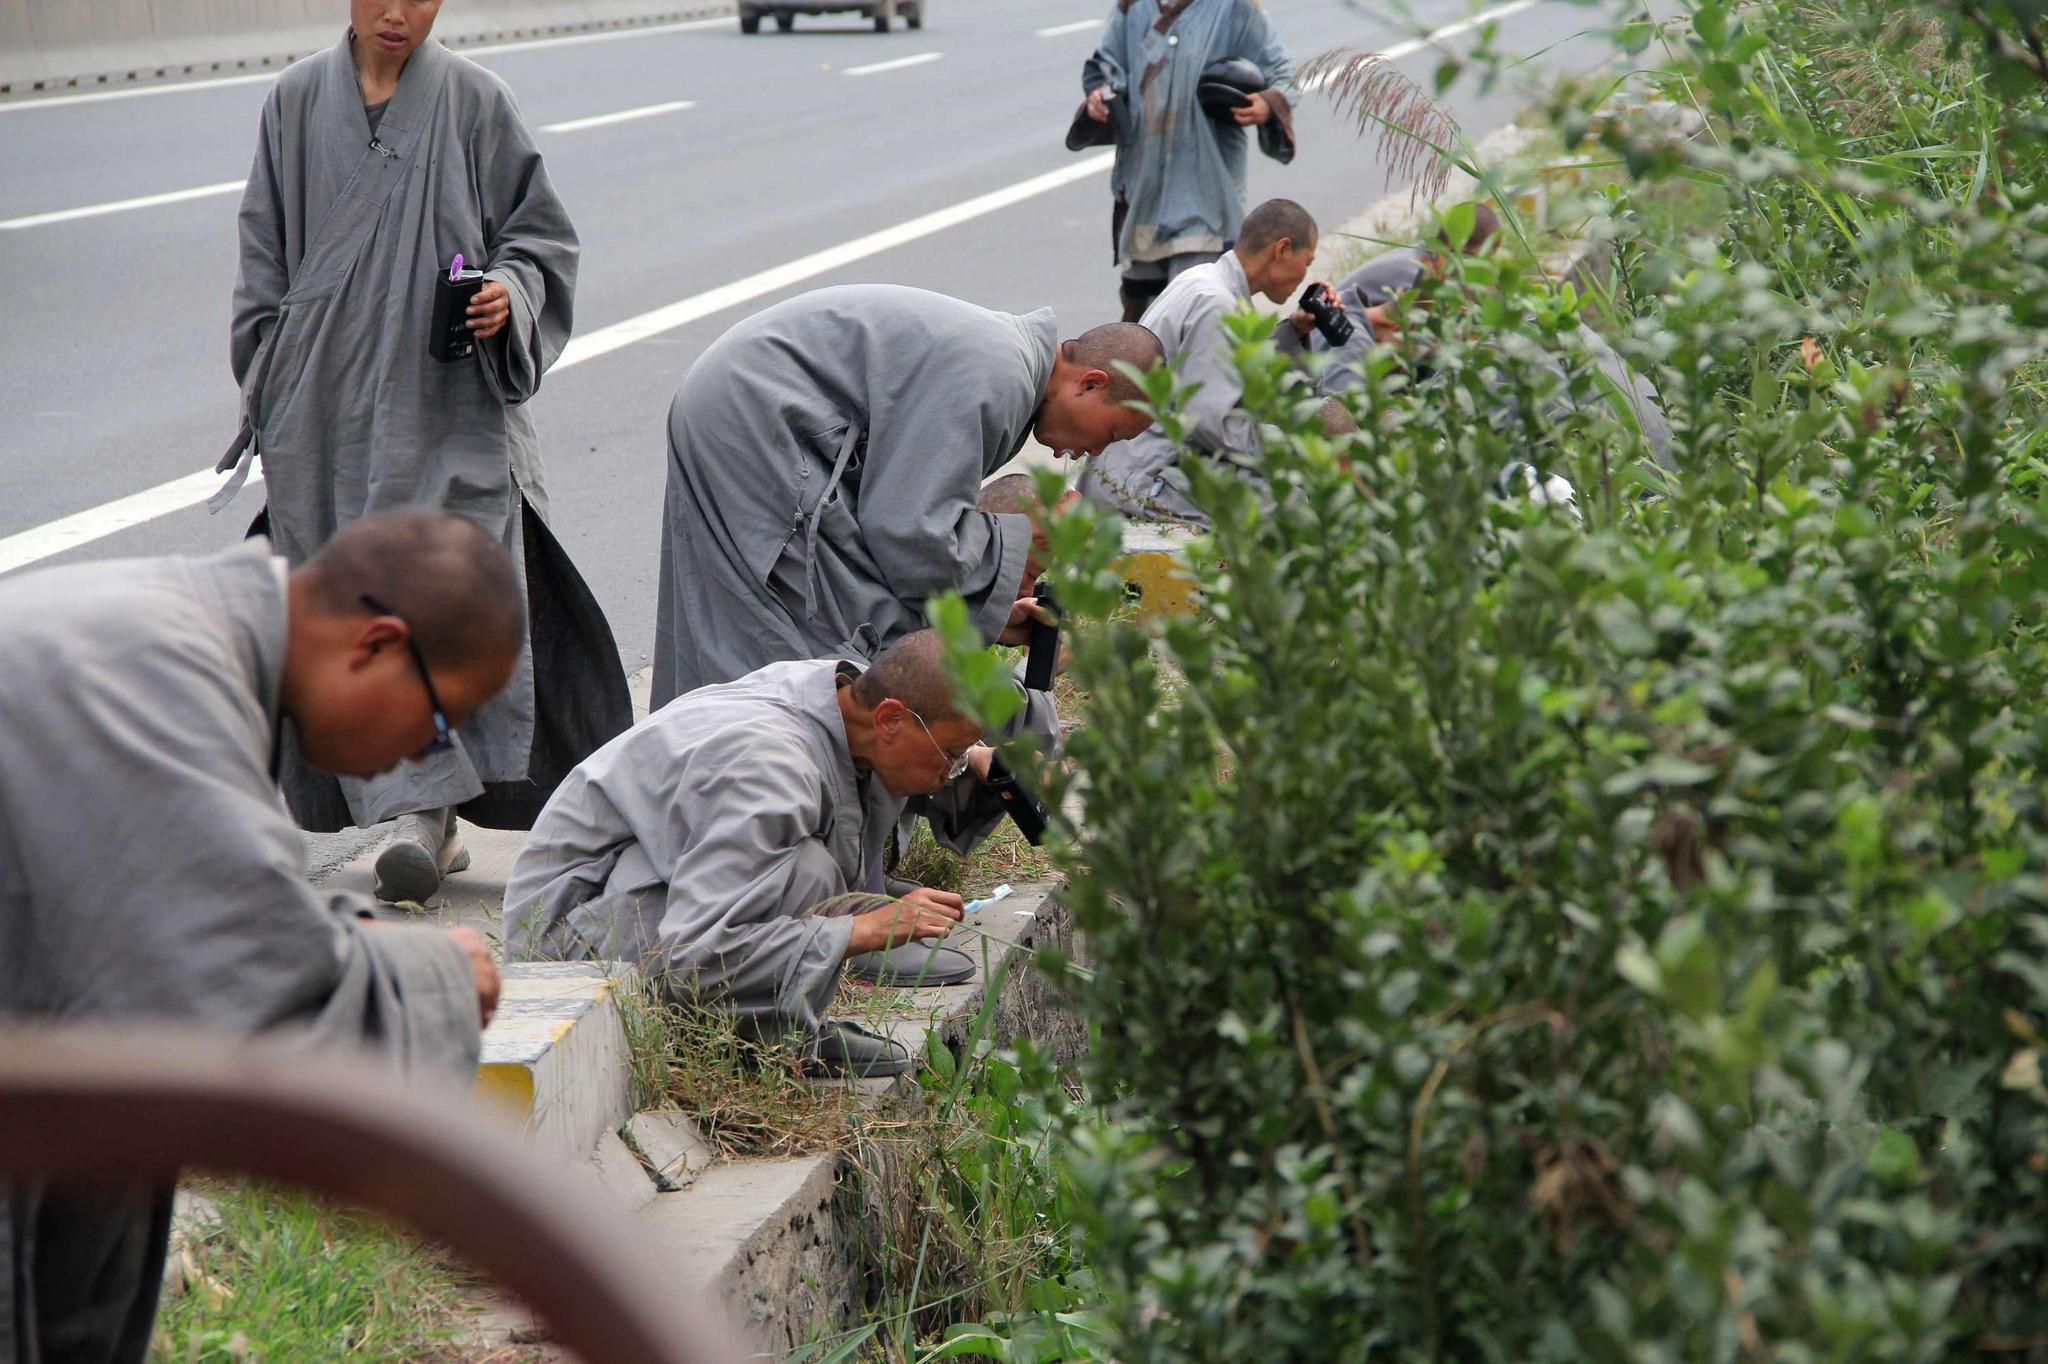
[0,2,736,99]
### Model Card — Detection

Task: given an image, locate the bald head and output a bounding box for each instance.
[1438,201,1500,255]
[296,510,525,672]
[978,474,1041,519]
[850,630,965,723]
[1238,198,1318,256]
[1064,322,1163,406]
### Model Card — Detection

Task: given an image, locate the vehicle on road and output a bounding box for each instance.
[738,0,923,33]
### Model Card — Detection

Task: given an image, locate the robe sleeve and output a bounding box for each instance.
[1083,5,1129,93]
[472,81,579,408]
[654,731,857,1029]
[1240,1,1295,92]
[855,384,1033,645]
[1175,290,1262,457]
[230,86,290,387]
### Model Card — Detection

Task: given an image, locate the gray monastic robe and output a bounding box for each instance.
[1081,252,1302,521]
[651,286,1049,705]
[1311,251,1673,461]
[0,540,482,1364]
[223,31,604,829]
[507,657,1051,1031]
[1084,0,1293,270]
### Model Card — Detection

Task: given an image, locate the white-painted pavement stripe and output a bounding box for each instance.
[0,15,737,114]
[540,99,694,133]
[843,51,943,77]
[1299,0,1542,89]
[0,152,1114,572]
[0,178,245,230]
[0,0,1548,567]
[1035,19,1100,37]
[0,470,265,576]
[554,151,1113,371]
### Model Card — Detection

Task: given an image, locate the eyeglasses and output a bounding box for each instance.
[360,594,455,755]
[906,707,971,782]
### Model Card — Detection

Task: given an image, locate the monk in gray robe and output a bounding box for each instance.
[0,510,513,1364]
[223,1,628,904]
[1310,203,1501,397]
[1083,199,1329,522]
[509,632,1049,1077]
[1077,0,1296,322]
[651,285,1162,704]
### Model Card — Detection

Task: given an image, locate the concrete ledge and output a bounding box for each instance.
[476,961,636,1166]
[636,1155,856,1360]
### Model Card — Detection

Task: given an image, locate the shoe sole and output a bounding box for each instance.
[373,840,472,905]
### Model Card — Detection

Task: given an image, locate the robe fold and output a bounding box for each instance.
[224,31,626,829]
[1084,0,1293,270]
[1082,251,1301,521]
[0,540,483,1364]
[651,285,1051,705]
[507,657,1057,1031]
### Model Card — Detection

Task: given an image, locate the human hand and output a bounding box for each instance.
[966,743,994,782]
[1292,282,1335,339]
[998,594,1055,646]
[1086,86,1115,122]
[467,280,511,339]
[1365,303,1403,345]
[849,887,965,954]
[447,926,501,1029]
[1232,91,1273,126]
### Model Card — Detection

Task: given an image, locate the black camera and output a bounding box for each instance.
[1297,282,1354,348]
[984,755,1047,845]
[1024,578,1061,692]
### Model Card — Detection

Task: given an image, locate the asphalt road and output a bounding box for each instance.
[0,0,1627,669]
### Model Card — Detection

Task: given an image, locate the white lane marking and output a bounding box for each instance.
[0,15,737,114]
[554,151,1112,371]
[0,152,1114,571]
[843,51,943,77]
[1300,0,1542,89]
[1035,20,1100,37]
[0,178,245,231]
[0,0,1550,564]
[0,470,266,576]
[540,99,695,133]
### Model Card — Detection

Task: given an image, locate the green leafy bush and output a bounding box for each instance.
[934,1,2048,1356]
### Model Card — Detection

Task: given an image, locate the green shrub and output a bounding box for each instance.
[934,1,2048,1356]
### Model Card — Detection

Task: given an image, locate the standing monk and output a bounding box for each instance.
[222,0,629,904]
[651,284,1161,705]
[1076,0,1296,323]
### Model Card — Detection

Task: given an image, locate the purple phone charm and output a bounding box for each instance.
[448,252,464,283]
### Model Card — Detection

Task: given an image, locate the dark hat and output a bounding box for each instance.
[1197,58,1266,121]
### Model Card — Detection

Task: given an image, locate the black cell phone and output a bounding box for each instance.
[430,269,485,362]
[1024,579,1061,691]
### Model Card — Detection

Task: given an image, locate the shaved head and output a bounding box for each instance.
[851,630,966,723]
[1438,201,1500,255]
[978,473,1041,518]
[1238,198,1318,256]
[1064,322,1164,405]
[297,510,525,672]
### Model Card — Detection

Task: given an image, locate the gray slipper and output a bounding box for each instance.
[844,941,976,988]
[803,1019,913,1078]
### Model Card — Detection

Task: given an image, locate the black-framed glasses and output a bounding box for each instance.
[360,594,455,755]
[906,707,971,782]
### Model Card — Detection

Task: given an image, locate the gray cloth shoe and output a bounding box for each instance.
[883,875,924,898]
[844,941,976,988]
[373,807,470,904]
[803,1019,913,1079]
